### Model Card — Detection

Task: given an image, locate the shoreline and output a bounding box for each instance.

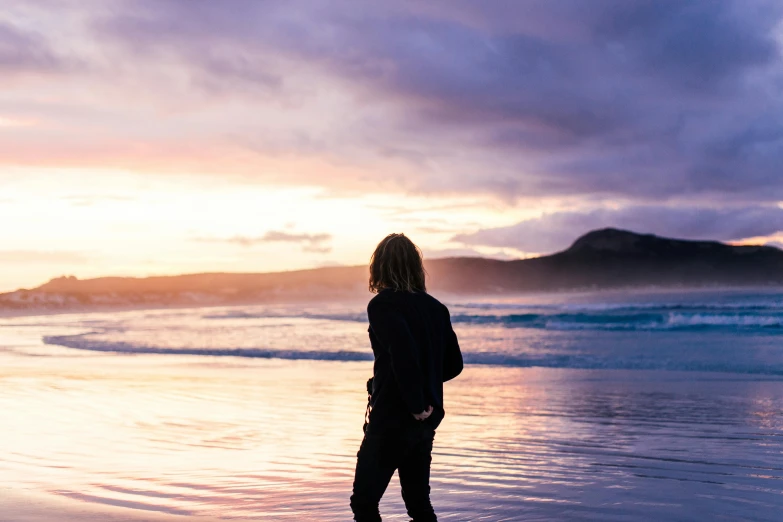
[3,284,783,319]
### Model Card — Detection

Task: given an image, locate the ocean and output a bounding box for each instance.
[1,288,781,520]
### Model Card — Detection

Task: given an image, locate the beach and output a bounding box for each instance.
[1,292,782,521]
[4,1,783,519]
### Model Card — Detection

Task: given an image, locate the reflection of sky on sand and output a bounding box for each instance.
[0,317,782,520]
[0,350,368,518]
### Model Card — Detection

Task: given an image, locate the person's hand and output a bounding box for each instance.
[413,406,433,421]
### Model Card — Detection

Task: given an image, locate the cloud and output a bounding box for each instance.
[196,231,332,253]
[1,1,783,203]
[244,231,331,245]
[94,1,285,95]
[454,205,783,254]
[0,20,69,75]
[96,0,783,200]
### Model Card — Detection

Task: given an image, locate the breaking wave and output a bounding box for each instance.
[43,334,374,361]
[450,312,783,331]
[41,333,783,375]
[198,299,783,332]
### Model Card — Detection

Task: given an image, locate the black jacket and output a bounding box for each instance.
[366,289,463,431]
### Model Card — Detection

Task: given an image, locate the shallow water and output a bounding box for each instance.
[1,290,783,520]
[36,288,783,374]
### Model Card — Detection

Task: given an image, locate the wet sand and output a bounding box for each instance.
[2,357,782,520]
[0,490,218,522]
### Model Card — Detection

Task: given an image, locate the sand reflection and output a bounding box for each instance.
[1,315,782,520]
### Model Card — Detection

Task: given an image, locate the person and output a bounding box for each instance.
[350,233,464,522]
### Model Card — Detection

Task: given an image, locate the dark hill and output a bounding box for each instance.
[430,228,783,293]
[3,228,782,310]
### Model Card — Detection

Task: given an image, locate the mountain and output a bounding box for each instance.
[431,228,783,294]
[3,228,783,311]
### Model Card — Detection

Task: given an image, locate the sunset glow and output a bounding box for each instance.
[0,168,539,291]
[2,1,783,292]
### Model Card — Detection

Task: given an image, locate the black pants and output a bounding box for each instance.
[350,420,437,522]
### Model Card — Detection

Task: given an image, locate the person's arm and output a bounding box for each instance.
[367,299,427,415]
[443,307,463,382]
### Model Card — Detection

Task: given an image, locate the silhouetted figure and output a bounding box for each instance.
[350,233,464,522]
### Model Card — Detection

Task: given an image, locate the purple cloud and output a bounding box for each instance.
[0,21,66,74]
[0,1,780,205]
[89,0,783,201]
[454,205,783,254]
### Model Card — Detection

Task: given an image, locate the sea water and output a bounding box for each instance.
[40,288,783,375]
[0,288,781,520]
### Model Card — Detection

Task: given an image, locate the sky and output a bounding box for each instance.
[1,0,783,292]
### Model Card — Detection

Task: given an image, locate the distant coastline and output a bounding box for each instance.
[3,228,782,314]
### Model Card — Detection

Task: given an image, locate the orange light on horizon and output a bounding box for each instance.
[0,168,540,292]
